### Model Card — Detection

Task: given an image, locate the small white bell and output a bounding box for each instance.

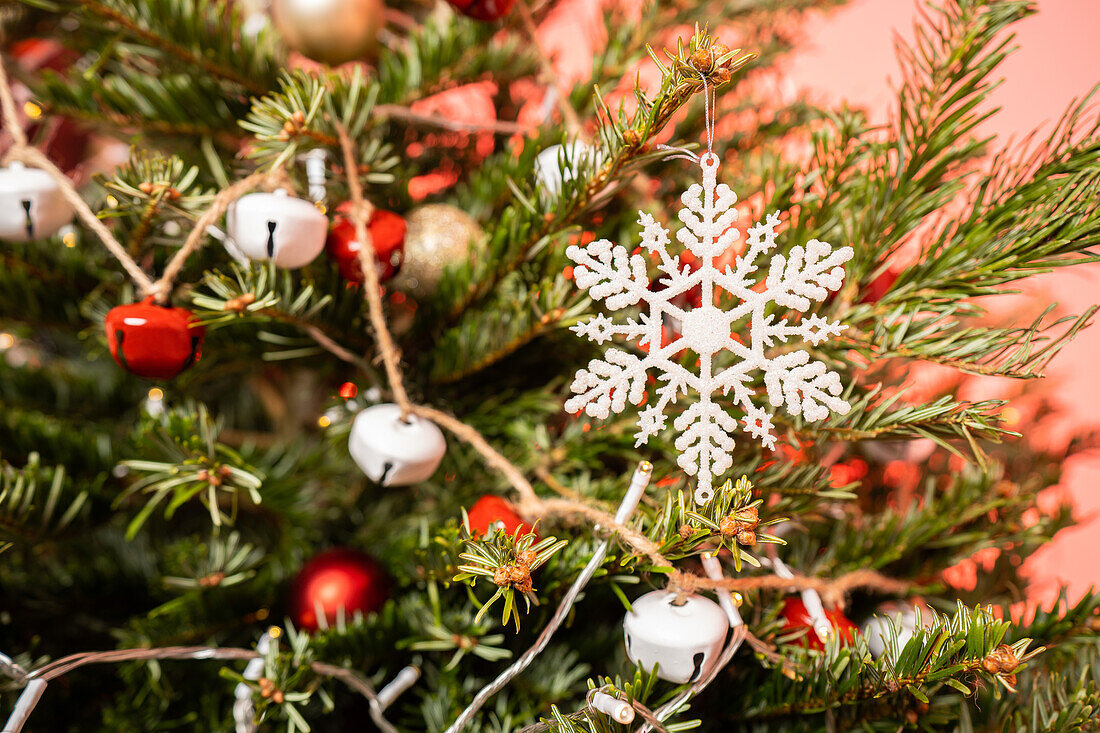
[225,189,327,269]
[623,590,728,684]
[348,403,446,486]
[861,605,921,659]
[0,161,74,241]
[534,142,602,198]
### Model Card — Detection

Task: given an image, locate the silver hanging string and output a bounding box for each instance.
[656,70,717,166]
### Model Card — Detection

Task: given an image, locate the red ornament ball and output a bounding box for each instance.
[445,0,515,21]
[290,549,389,632]
[779,596,858,651]
[859,268,900,304]
[326,208,406,283]
[466,495,536,539]
[339,381,358,400]
[105,297,205,379]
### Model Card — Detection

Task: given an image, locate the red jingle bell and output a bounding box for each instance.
[104,297,205,379]
[326,208,406,283]
[445,0,516,21]
[290,549,389,632]
[466,495,536,539]
[778,596,858,651]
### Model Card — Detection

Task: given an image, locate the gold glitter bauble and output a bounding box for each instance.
[272,0,383,66]
[393,204,483,297]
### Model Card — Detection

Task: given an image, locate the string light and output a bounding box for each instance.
[147,387,164,402]
[23,101,41,119]
[62,232,77,248]
[317,415,331,428]
[0,333,14,350]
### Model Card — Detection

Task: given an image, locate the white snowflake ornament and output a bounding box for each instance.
[566,152,853,503]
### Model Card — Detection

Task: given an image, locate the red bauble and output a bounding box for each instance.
[779,596,857,651]
[466,495,536,539]
[290,549,389,632]
[326,208,406,283]
[859,268,899,304]
[445,0,515,21]
[104,298,205,379]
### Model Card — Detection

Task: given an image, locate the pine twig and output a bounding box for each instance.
[73,0,268,95]
[374,104,531,136]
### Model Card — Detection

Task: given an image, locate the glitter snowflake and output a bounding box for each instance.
[566,153,854,503]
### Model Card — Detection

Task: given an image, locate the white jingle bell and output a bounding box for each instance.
[225,189,328,269]
[0,161,74,241]
[623,590,728,684]
[534,142,602,198]
[861,605,922,659]
[348,403,446,486]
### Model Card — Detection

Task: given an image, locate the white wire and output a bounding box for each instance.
[443,462,654,733]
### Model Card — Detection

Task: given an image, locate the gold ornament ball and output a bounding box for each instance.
[272,0,384,66]
[392,204,483,298]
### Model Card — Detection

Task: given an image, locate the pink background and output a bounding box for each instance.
[544,0,1100,603]
[785,0,1100,604]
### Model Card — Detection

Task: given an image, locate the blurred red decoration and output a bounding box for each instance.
[466,495,537,539]
[445,0,516,22]
[9,39,90,174]
[105,298,205,379]
[290,549,389,631]
[779,596,857,651]
[326,207,406,282]
[859,269,900,304]
[339,381,358,400]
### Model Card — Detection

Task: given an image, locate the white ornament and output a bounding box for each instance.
[534,142,602,198]
[225,189,328,269]
[622,590,728,684]
[0,161,74,241]
[233,629,276,733]
[566,152,854,503]
[862,606,920,660]
[348,403,446,486]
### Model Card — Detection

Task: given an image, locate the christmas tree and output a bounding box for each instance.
[1,0,1099,730]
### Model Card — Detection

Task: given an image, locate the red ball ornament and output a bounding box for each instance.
[466,495,536,539]
[290,549,389,632]
[858,268,899,304]
[445,0,515,21]
[779,596,857,651]
[326,208,406,283]
[104,297,205,379]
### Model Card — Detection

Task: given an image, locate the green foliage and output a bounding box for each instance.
[117,403,264,537]
[743,603,1040,723]
[0,452,90,542]
[26,0,282,139]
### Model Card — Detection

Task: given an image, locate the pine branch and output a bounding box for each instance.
[737,604,1039,724]
[51,0,278,94]
[845,304,1099,379]
[429,272,585,384]
[0,453,91,542]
